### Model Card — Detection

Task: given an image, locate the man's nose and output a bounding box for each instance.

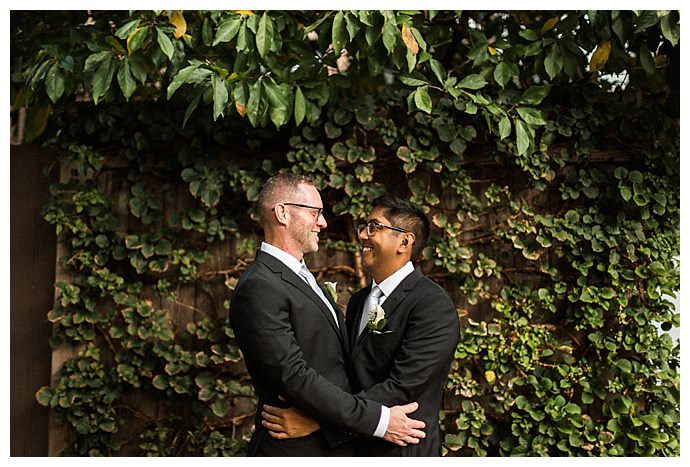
[316,212,327,228]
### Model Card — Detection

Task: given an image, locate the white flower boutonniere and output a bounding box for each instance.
[324,281,338,304]
[366,304,387,331]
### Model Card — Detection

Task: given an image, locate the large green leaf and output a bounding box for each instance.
[344,12,360,42]
[611,11,627,45]
[117,59,136,100]
[544,44,563,80]
[115,19,142,39]
[382,17,397,54]
[519,85,552,105]
[236,22,251,51]
[247,78,264,127]
[413,86,432,113]
[127,26,149,55]
[213,17,242,46]
[128,55,147,84]
[45,62,65,103]
[515,119,532,155]
[660,12,680,46]
[269,107,288,129]
[256,12,274,58]
[167,64,201,99]
[429,59,446,84]
[92,56,116,104]
[156,27,175,61]
[364,23,380,47]
[516,107,546,126]
[84,51,112,74]
[458,74,488,90]
[212,74,228,120]
[494,61,518,88]
[332,11,347,55]
[399,75,428,87]
[498,116,511,139]
[519,29,539,41]
[303,11,334,35]
[263,78,288,110]
[634,10,659,33]
[294,86,306,126]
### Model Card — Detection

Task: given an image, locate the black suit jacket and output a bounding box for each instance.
[346,267,460,456]
[230,250,382,456]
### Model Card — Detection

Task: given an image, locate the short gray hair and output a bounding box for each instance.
[257,173,316,224]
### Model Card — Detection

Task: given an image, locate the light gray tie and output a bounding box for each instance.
[358,285,384,336]
[299,264,338,328]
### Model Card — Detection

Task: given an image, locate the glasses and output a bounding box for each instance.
[272,202,323,219]
[357,220,411,237]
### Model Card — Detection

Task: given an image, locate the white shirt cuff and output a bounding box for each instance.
[372,405,390,438]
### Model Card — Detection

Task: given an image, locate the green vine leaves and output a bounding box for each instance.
[14,10,680,456]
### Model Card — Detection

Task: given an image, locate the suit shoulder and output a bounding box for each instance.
[415,274,452,298]
[235,261,277,291]
[409,275,456,314]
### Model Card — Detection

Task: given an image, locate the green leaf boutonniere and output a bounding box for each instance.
[324,281,338,304]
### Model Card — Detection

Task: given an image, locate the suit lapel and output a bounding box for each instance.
[351,268,423,359]
[348,285,371,349]
[256,251,344,345]
[319,281,350,354]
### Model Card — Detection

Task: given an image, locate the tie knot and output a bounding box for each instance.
[299,264,312,279]
[370,285,383,298]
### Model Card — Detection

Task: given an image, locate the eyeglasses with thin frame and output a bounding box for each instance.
[357,220,411,237]
[272,202,323,219]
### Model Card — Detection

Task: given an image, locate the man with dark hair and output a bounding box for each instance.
[230,177,426,456]
[262,194,460,456]
[364,195,430,261]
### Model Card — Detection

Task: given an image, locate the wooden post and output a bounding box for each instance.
[10,145,57,456]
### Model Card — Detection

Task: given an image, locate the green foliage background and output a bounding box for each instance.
[11,10,679,456]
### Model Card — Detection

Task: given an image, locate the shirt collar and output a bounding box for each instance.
[371,261,415,299]
[260,241,306,276]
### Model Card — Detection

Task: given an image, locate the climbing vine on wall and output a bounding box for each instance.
[12,10,679,456]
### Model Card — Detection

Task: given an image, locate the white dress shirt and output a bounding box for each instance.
[369,261,415,310]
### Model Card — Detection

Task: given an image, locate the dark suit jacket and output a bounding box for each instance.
[230,250,382,456]
[346,267,460,456]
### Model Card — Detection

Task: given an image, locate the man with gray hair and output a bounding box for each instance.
[230,174,425,456]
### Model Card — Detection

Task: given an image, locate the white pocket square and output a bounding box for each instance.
[372,330,393,335]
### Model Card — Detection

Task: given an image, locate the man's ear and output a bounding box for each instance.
[273,204,290,225]
[397,233,415,255]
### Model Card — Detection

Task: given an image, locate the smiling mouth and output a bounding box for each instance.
[362,245,373,252]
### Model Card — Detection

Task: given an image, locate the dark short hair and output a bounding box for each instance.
[373,195,429,261]
[257,173,316,224]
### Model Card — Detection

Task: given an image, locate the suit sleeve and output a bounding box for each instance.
[230,276,381,436]
[358,291,460,405]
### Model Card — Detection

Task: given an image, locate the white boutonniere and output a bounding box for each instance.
[366,304,387,331]
[324,281,338,304]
